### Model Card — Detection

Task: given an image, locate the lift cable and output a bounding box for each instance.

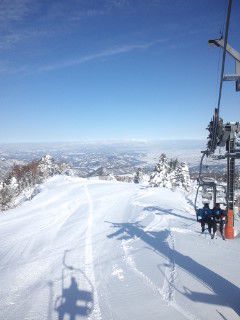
[198,0,233,193]
[217,0,232,113]
[194,152,207,211]
[214,1,228,105]
[195,0,232,209]
[210,0,232,153]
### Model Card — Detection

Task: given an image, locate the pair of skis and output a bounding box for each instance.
[211,232,225,240]
[201,228,225,240]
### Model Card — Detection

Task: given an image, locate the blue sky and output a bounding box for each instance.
[0,0,239,142]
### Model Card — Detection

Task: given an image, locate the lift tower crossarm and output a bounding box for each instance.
[209,38,240,88]
[209,38,240,62]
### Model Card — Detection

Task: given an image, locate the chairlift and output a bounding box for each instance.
[195,0,240,238]
[54,251,94,319]
[202,190,213,201]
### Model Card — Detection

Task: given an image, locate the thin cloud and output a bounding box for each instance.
[36,0,130,24]
[0,29,51,50]
[0,0,42,49]
[39,39,166,72]
[0,38,166,74]
[0,62,28,75]
[0,0,129,51]
[0,0,33,25]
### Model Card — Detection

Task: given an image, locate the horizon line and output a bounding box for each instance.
[0,138,205,145]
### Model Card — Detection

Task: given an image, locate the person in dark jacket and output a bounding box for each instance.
[197,203,212,233]
[211,203,227,240]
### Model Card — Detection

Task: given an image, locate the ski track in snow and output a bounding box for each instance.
[84,183,102,320]
[161,231,176,304]
[120,189,200,320]
[122,237,199,320]
[0,177,239,320]
[164,230,200,320]
[122,238,162,297]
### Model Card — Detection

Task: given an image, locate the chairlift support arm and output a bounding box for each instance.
[209,38,240,87]
[209,38,240,63]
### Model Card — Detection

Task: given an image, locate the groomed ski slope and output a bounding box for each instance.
[0,176,240,320]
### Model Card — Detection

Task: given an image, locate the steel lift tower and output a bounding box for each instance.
[201,0,240,239]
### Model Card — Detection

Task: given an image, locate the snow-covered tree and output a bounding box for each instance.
[134,168,150,185]
[87,166,116,181]
[149,154,191,191]
[0,155,74,211]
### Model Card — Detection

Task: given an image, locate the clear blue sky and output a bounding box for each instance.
[0,0,239,142]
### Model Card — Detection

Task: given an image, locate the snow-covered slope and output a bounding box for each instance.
[0,176,239,320]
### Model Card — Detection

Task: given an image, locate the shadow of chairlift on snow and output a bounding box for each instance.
[48,250,93,320]
[106,221,240,317]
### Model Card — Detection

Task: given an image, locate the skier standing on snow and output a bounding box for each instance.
[211,203,227,240]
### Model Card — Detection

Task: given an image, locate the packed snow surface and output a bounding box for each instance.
[0,176,239,320]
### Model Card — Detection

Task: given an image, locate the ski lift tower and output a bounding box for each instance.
[208,34,240,238]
